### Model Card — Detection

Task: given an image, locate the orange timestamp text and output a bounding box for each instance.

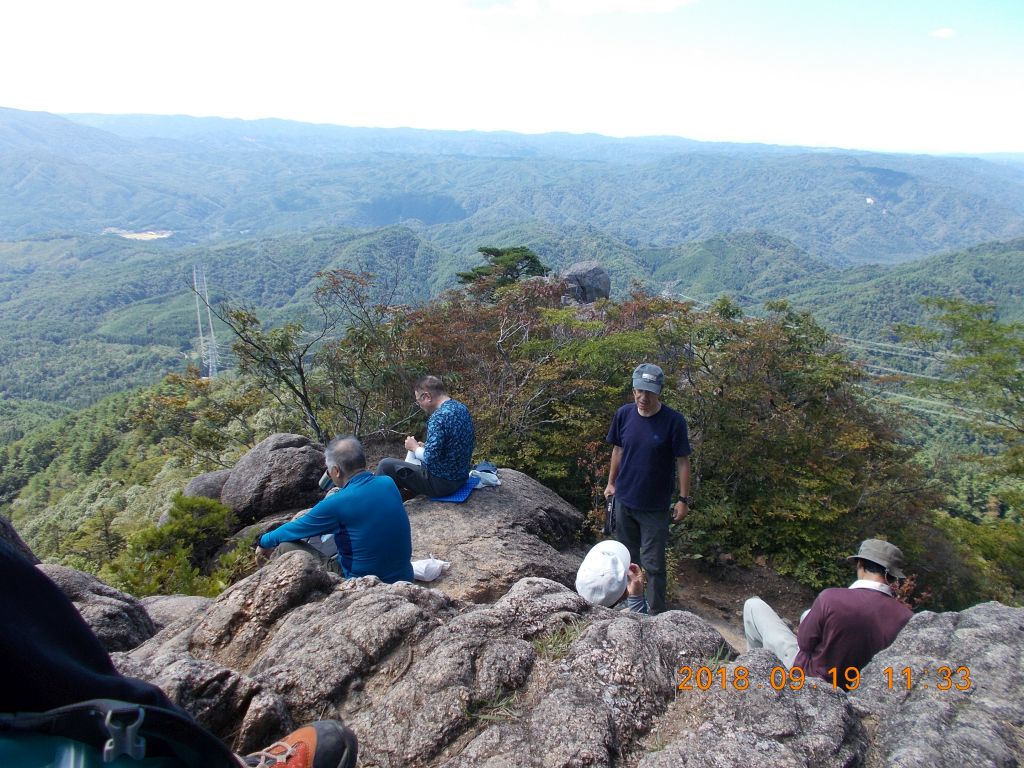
[676,664,972,692]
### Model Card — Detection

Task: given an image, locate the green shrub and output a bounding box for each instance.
[103,493,235,597]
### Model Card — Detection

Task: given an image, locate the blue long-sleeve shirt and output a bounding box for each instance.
[422,398,475,482]
[259,471,414,583]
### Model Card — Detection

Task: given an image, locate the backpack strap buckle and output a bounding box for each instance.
[101,705,146,762]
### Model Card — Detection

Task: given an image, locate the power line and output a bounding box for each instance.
[859,363,959,383]
[883,403,978,423]
[662,287,970,383]
[838,335,962,362]
[841,341,936,361]
[862,388,993,418]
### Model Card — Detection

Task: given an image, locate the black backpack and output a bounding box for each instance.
[0,698,238,766]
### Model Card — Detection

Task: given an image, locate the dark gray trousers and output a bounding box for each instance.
[614,500,671,614]
[375,458,464,498]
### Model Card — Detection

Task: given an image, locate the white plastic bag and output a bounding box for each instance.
[412,555,451,582]
[469,469,500,487]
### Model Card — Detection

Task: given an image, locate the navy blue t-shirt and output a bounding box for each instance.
[607,403,691,511]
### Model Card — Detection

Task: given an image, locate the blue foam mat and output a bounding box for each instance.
[430,475,481,503]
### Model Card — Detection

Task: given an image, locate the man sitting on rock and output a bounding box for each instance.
[743,539,913,687]
[257,435,414,584]
[575,540,649,613]
[376,374,475,499]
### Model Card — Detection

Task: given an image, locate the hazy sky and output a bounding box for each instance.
[2,0,1022,154]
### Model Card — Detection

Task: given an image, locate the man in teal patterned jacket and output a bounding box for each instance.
[376,374,475,498]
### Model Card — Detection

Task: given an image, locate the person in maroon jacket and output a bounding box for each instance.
[743,539,913,688]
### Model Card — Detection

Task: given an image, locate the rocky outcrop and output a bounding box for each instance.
[183,468,233,502]
[110,544,1024,766]
[115,551,727,761]
[219,433,325,524]
[562,261,611,304]
[141,594,213,632]
[406,468,585,602]
[851,601,1024,768]
[39,563,156,652]
[638,649,865,767]
[22,446,1024,766]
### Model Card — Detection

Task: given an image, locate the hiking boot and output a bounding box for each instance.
[242,721,357,768]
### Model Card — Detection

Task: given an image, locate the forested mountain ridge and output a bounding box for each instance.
[0,227,463,406]
[653,233,1024,337]
[1,227,1020,411]
[2,107,1023,265]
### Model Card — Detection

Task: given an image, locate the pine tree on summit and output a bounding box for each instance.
[457,246,549,290]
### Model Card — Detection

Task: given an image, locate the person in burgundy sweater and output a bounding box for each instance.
[743,539,913,688]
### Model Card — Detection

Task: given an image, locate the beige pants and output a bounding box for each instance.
[743,596,799,668]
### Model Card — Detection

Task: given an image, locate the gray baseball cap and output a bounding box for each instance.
[632,363,664,394]
[847,539,906,580]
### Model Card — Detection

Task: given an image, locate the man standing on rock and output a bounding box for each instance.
[257,435,414,584]
[743,539,913,687]
[604,363,692,615]
[376,374,475,499]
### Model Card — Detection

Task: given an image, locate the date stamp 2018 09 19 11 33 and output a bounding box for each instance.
[676,664,972,692]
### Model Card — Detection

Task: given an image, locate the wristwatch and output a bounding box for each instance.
[677,495,692,506]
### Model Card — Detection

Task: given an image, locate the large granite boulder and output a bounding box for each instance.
[219,433,325,525]
[406,468,584,602]
[562,261,611,304]
[38,563,156,652]
[638,649,866,767]
[141,594,213,632]
[183,468,233,502]
[851,601,1024,768]
[116,551,725,760]
[111,550,1024,766]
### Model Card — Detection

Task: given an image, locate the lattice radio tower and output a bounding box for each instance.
[193,265,220,378]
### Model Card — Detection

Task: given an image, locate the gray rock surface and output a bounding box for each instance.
[141,594,213,631]
[183,468,233,502]
[405,468,584,603]
[638,649,865,768]
[117,551,727,762]
[38,563,156,652]
[80,459,1024,766]
[851,601,1024,768]
[444,588,727,768]
[562,261,611,304]
[111,548,1024,766]
[219,433,325,524]
[1,513,38,563]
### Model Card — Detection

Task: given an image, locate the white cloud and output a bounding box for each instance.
[549,0,696,14]
[479,0,696,18]
[930,27,955,39]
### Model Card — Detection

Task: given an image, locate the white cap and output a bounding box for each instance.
[575,540,631,607]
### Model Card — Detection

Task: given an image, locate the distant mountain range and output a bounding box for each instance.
[1,106,1022,408]
[2,107,1023,265]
